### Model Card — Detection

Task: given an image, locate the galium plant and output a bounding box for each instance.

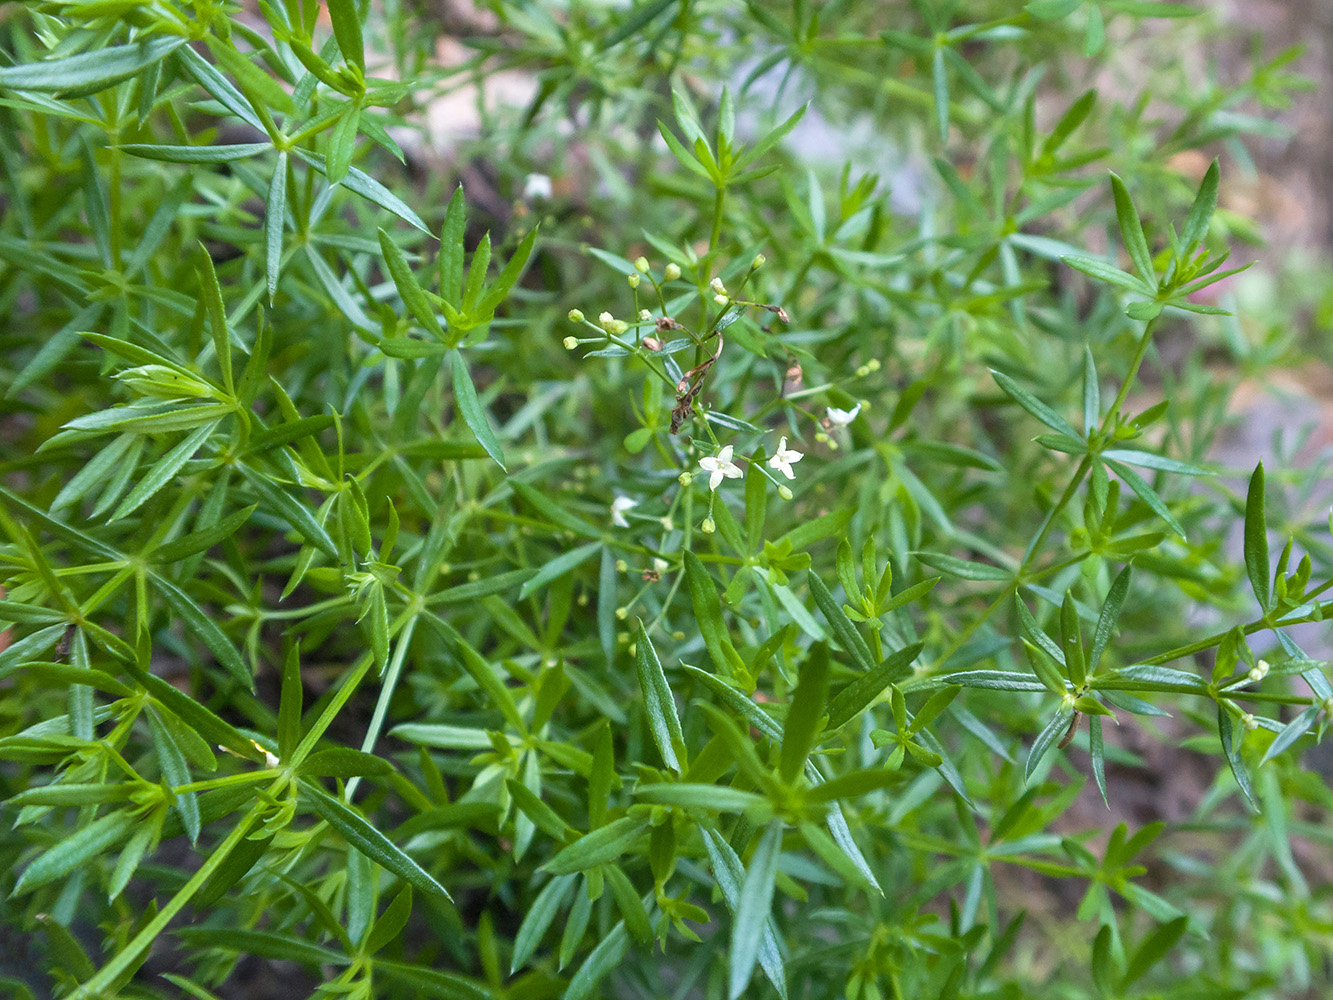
[1,1,1331,998]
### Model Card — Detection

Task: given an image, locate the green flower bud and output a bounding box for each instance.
[701,517,716,534]
[568,308,585,322]
[634,256,650,274]
[664,263,681,281]
[563,336,578,350]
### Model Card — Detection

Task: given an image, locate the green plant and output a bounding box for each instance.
[1,1,1331,998]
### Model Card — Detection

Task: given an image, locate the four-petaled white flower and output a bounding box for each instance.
[826,403,861,426]
[698,445,743,491]
[610,495,638,527]
[522,173,553,200]
[768,437,803,479]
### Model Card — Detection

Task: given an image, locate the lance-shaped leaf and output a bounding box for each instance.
[635,622,686,772]
[1110,172,1154,285]
[1217,707,1257,811]
[0,36,184,94]
[13,808,137,895]
[730,823,783,999]
[701,826,788,999]
[449,350,504,469]
[779,643,830,783]
[379,228,444,340]
[1026,708,1074,782]
[824,642,923,734]
[684,550,731,674]
[1244,463,1270,611]
[808,572,874,672]
[305,784,451,902]
[542,816,646,875]
[991,369,1080,439]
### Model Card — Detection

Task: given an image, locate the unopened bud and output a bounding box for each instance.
[867,358,881,371]
[563,336,578,350]
[678,472,693,486]
[778,485,793,501]
[664,263,681,281]
[751,253,766,270]
[627,273,641,289]
[660,516,674,531]
[713,293,729,306]
[615,606,629,620]
[1241,713,1258,731]
[652,558,669,574]
[700,517,716,534]
[634,256,650,274]
[568,308,585,322]
[598,311,615,330]
[710,277,726,294]
[856,365,870,377]
[615,559,628,573]
[639,309,652,322]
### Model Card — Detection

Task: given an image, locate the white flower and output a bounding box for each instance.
[610,495,638,527]
[522,173,553,200]
[826,403,861,426]
[768,437,803,480]
[698,445,743,491]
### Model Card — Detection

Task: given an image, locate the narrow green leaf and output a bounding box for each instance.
[1105,459,1185,539]
[1217,707,1257,811]
[13,809,136,895]
[1122,917,1188,989]
[1259,705,1320,765]
[636,784,767,813]
[542,817,645,875]
[808,573,874,672]
[327,0,366,73]
[825,642,924,733]
[326,102,360,184]
[1089,565,1131,671]
[379,228,444,340]
[730,823,782,999]
[126,660,263,762]
[991,370,1080,438]
[1100,449,1211,476]
[0,36,184,94]
[511,874,574,972]
[1025,709,1074,782]
[780,643,829,783]
[684,550,731,675]
[518,541,601,600]
[1244,463,1270,611]
[449,350,504,469]
[265,151,287,302]
[1181,159,1220,248]
[701,826,788,998]
[1062,254,1149,291]
[111,422,216,521]
[635,621,686,772]
[1109,172,1154,284]
[118,142,271,163]
[916,551,1011,582]
[305,784,452,901]
[155,576,253,690]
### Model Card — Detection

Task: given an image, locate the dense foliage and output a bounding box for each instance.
[1,1,1331,998]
